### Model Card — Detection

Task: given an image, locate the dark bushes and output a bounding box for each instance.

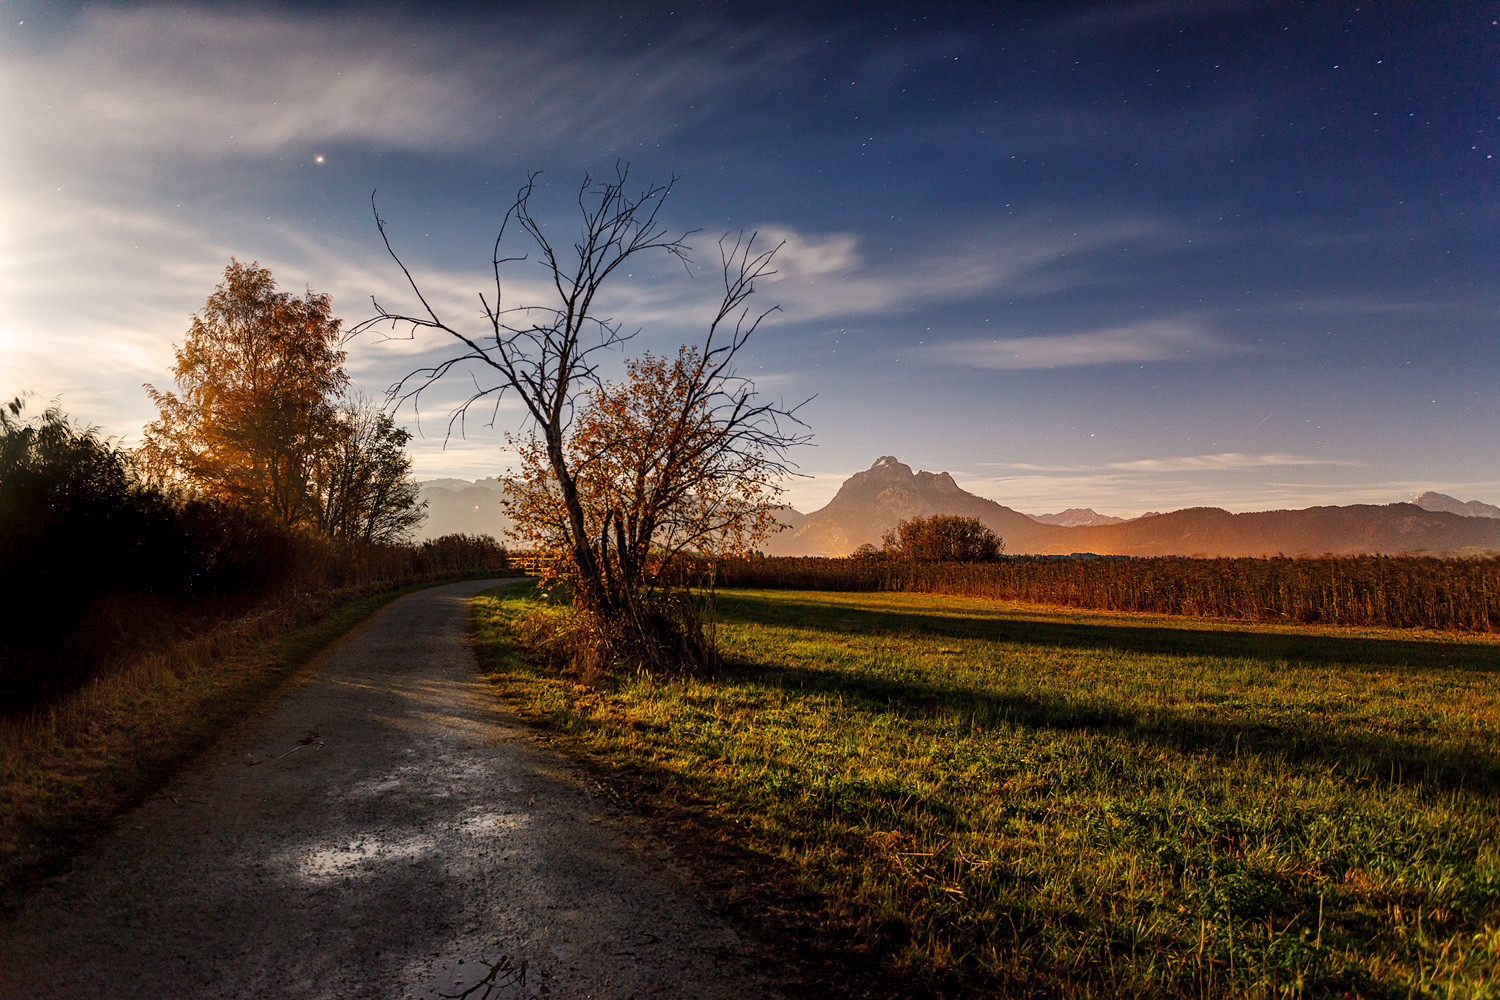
[508,588,713,686]
[415,533,512,578]
[0,398,509,713]
[881,514,1003,562]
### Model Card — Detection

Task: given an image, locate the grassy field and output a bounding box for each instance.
[474,585,1500,998]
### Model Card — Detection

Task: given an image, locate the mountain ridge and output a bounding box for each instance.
[1411,491,1500,519]
[410,464,1500,557]
[1029,507,1127,527]
[764,458,1500,558]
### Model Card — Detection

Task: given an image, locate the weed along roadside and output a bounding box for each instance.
[474,582,1500,997]
[0,573,503,911]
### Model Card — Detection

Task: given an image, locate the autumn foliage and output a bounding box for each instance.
[143,260,423,541]
[506,347,784,601]
[142,260,346,524]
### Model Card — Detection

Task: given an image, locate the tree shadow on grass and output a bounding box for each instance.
[709,596,1500,799]
[715,591,1500,673]
[722,657,1500,798]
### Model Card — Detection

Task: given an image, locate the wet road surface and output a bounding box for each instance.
[0,579,781,999]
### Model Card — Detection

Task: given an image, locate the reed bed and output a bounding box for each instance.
[694,555,1500,632]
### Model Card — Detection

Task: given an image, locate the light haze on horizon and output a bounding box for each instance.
[2,2,1496,518]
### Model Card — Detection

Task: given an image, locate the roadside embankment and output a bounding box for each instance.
[0,573,498,910]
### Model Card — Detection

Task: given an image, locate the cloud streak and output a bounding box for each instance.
[0,7,815,168]
[933,319,1227,369]
[1108,453,1359,472]
[753,214,1172,324]
[949,467,1425,520]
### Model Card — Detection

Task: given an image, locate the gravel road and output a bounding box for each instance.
[0,579,784,999]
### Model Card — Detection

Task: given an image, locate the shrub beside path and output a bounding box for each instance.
[0,579,781,999]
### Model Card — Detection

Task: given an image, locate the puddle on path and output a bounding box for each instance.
[299,834,438,881]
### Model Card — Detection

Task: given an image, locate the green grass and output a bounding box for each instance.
[474,585,1500,998]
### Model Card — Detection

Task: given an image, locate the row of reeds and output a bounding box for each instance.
[684,554,1500,632]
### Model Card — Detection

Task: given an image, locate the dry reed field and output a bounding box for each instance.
[699,554,1500,632]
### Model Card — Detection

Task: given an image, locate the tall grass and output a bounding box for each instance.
[697,555,1500,632]
[0,529,510,715]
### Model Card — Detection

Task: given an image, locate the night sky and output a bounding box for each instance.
[2,2,1496,516]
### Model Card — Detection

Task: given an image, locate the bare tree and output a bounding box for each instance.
[359,166,808,623]
[311,393,426,544]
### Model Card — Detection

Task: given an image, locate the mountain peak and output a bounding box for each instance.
[1411,491,1500,519]
[836,456,916,493]
[768,457,1040,556]
[1031,507,1126,527]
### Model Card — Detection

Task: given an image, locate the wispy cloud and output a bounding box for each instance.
[1274,295,1496,318]
[427,213,1175,346]
[952,468,1423,520]
[753,214,1171,323]
[2,12,463,164]
[0,7,815,168]
[952,472,1399,518]
[1107,452,1357,472]
[405,435,521,483]
[933,318,1227,369]
[977,461,1094,473]
[1040,0,1255,42]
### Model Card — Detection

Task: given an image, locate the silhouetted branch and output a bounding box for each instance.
[356,167,810,623]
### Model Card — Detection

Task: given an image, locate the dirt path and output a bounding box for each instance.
[0,580,783,999]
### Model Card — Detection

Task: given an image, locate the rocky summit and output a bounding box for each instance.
[764,457,1500,558]
[1410,491,1500,519]
[765,457,1053,556]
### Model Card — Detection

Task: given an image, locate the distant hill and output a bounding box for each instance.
[415,483,811,547]
[771,505,808,534]
[414,467,1500,557]
[1043,504,1500,557]
[1030,508,1126,527]
[765,457,1062,556]
[1411,491,1500,519]
[763,457,1500,558]
[415,478,515,541]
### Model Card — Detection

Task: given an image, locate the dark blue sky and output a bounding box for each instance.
[2,2,1495,514]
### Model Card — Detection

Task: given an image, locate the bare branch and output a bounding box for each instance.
[357,168,810,637]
